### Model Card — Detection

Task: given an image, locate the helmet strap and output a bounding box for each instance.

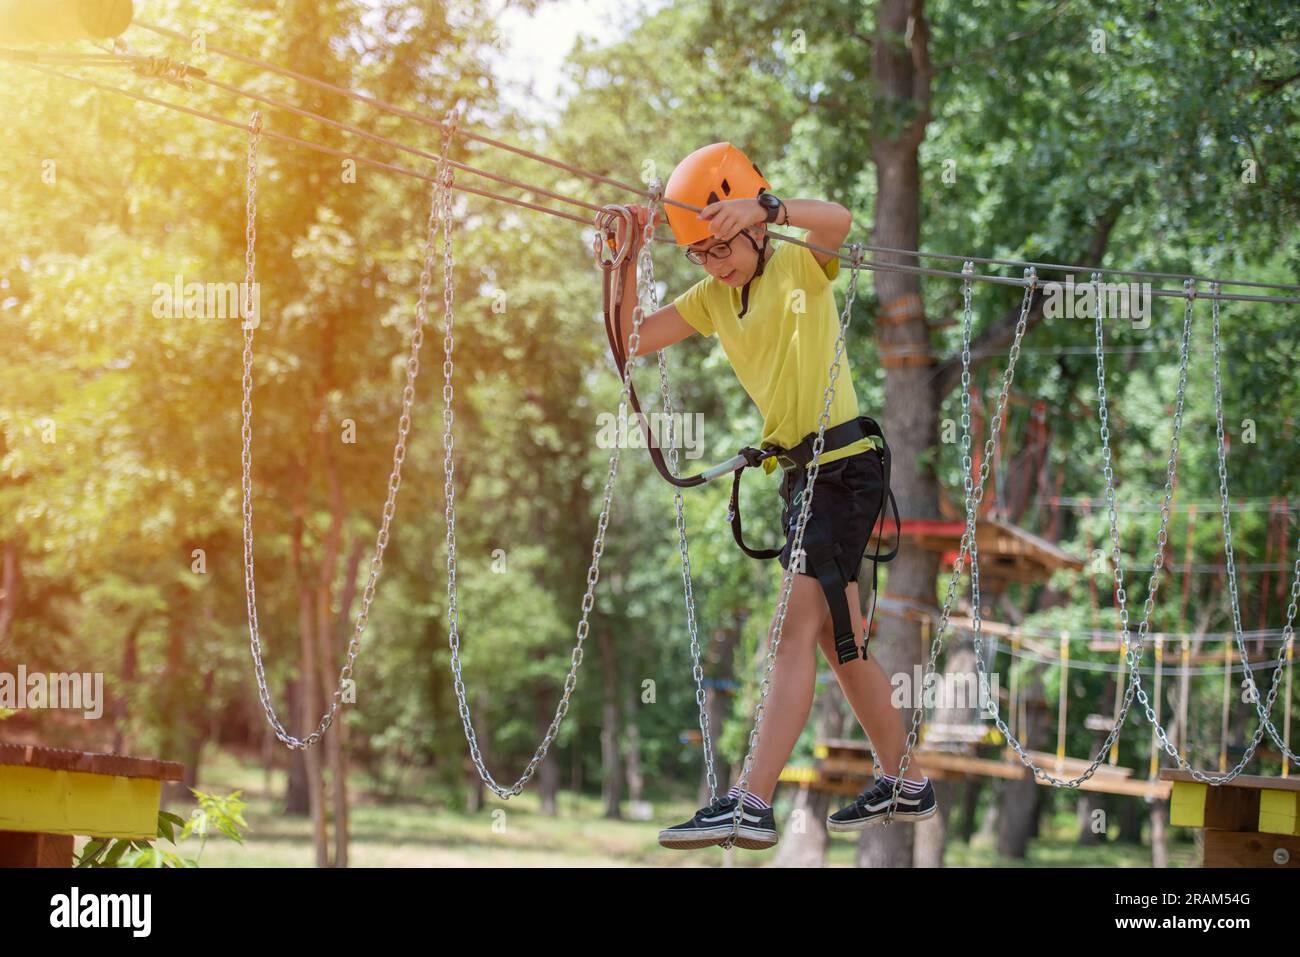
[736,228,770,318]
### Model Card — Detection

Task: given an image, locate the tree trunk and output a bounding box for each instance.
[1115,796,1143,845]
[1077,792,1104,846]
[111,621,139,755]
[996,684,1044,858]
[958,777,982,843]
[327,537,366,866]
[537,684,560,816]
[284,678,310,815]
[623,681,645,804]
[318,584,348,868]
[466,688,489,813]
[598,628,622,818]
[1030,784,1049,838]
[774,679,849,867]
[1150,800,1168,867]
[162,596,202,803]
[0,540,17,654]
[291,514,329,866]
[698,613,744,805]
[995,774,1038,859]
[315,313,350,868]
[858,0,934,871]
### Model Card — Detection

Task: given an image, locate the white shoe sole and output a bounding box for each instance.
[658,824,778,850]
[826,803,938,832]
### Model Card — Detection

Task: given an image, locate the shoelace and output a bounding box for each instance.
[855,780,891,809]
[702,797,733,817]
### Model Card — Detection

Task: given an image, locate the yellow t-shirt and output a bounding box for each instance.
[673,238,877,475]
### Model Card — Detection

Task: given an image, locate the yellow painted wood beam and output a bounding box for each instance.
[1169,779,1207,828]
[1259,789,1299,837]
[0,765,160,839]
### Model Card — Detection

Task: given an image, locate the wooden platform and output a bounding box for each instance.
[1160,768,1299,867]
[781,738,1171,800]
[898,517,1085,585]
[0,741,183,867]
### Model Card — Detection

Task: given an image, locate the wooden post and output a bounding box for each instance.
[1149,638,1163,782]
[1009,629,1021,743]
[1110,636,1125,766]
[1055,630,1069,775]
[1219,639,1232,774]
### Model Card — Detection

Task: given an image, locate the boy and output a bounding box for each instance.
[612,143,936,850]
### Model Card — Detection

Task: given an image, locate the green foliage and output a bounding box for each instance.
[74,788,248,868]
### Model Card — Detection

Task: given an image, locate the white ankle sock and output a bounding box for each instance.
[879,773,928,794]
[726,785,771,811]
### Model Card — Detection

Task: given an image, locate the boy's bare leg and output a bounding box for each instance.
[740,574,833,805]
[817,580,925,782]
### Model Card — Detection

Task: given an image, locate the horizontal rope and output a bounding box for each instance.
[879,597,1297,644]
[15,61,595,228]
[131,18,1300,300]
[10,46,1300,303]
[1038,496,1296,513]
[189,69,609,217]
[134,20,646,198]
[990,638,1294,678]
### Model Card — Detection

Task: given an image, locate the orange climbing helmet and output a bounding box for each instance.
[663,142,772,246]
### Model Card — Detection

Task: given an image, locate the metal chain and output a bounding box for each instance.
[1209,283,1299,763]
[964,269,1173,792]
[641,191,722,805]
[722,244,868,846]
[1129,283,1300,772]
[890,270,1298,818]
[1107,281,1257,783]
[445,196,665,797]
[884,266,1037,822]
[240,107,458,749]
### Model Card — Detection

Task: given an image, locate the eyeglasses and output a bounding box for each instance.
[684,239,733,266]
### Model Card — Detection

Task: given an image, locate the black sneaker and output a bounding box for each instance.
[826,777,938,832]
[658,795,779,850]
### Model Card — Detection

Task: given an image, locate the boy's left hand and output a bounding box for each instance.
[698,198,766,241]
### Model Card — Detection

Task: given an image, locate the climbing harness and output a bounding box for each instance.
[728,415,901,666]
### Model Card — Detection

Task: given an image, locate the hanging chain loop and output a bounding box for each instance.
[241,106,461,749]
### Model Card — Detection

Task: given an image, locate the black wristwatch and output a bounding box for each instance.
[758,192,784,224]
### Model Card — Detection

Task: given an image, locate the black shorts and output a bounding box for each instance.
[776,448,888,584]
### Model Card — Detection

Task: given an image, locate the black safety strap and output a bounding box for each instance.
[600,256,709,488]
[860,432,902,655]
[727,415,903,664]
[809,538,859,664]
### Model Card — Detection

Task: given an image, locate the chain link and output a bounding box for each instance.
[967,269,1175,793]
